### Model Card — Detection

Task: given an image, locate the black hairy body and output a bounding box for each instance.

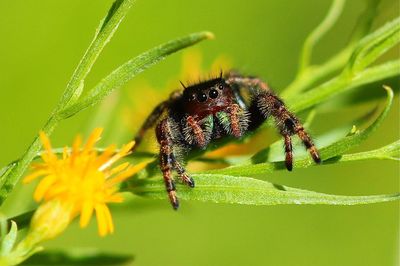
[132,71,321,209]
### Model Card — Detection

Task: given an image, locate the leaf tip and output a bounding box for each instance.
[203,31,215,40]
[382,85,394,97]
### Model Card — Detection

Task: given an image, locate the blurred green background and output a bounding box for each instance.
[0,0,399,265]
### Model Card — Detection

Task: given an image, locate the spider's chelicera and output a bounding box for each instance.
[133,71,321,209]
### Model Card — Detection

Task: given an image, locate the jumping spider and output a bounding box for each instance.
[133,71,321,209]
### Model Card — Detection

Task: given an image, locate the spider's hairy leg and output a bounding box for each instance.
[173,159,195,188]
[226,74,321,170]
[156,119,179,209]
[263,93,321,168]
[186,116,206,147]
[132,100,169,151]
[227,104,242,137]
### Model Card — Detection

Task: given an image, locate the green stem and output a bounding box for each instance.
[58,0,135,109]
[282,46,352,98]
[0,116,59,205]
[298,0,345,73]
[287,59,399,112]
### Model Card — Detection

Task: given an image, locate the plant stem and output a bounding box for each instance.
[0,116,59,205]
[298,0,345,73]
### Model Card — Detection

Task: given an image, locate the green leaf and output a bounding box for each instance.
[282,0,380,98]
[58,0,135,110]
[347,17,400,74]
[21,250,134,266]
[332,140,400,163]
[0,0,136,207]
[298,0,345,72]
[128,174,400,206]
[287,59,399,112]
[0,221,17,256]
[59,31,214,118]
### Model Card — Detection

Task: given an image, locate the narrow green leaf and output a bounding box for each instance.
[299,0,345,72]
[58,0,135,109]
[59,31,214,118]
[347,17,400,73]
[0,162,17,185]
[21,250,134,266]
[349,59,400,88]
[128,174,399,206]
[282,0,379,98]
[0,0,136,207]
[0,116,58,206]
[288,59,399,113]
[0,221,17,256]
[335,140,400,162]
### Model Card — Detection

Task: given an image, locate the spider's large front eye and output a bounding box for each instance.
[209,89,218,99]
[197,92,207,102]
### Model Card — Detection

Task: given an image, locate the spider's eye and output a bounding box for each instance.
[197,92,207,102]
[209,89,218,99]
[218,84,224,90]
[187,94,195,101]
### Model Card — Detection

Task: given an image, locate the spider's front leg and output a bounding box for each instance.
[156,118,194,209]
[132,100,169,151]
[226,75,321,171]
[132,90,183,151]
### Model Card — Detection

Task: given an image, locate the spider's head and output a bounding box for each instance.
[181,77,234,117]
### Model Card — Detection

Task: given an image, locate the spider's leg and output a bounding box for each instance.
[261,93,321,168]
[226,74,321,170]
[132,100,169,151]
[284,135,293,171]
[156,119,179,209]
[227,104,242,138]
[186,116,206,148]
[173,158,195,188]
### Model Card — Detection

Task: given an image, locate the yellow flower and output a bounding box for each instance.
[24,128,147,238]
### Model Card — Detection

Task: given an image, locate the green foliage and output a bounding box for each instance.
[0,0,212,206]
[59,31,213,118]
[128,174,399,205]
[124,2,400,205]
[0,219,42,265]
[0,0,399,265]
[125,88,399,205]
[21,250,134,266]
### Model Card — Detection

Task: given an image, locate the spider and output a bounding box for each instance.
[132,71,321,209]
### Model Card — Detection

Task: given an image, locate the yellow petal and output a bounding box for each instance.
[84,128,103,152]
[95,144,116,167]
[103,205,114,234]
[23,170,48,184]
[39,131,53,154]
[79,201,94,228]
[33,175,56,202]
[98,141,135,172]
[107,161,150,187]
[109,162,130,176]
[63,146,69,160]
[95,204,108,237]
[106,193,124,203]
[119,141,135,156]
[72,135,82,154]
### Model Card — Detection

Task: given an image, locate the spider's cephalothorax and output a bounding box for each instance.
[133,72,321,209]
